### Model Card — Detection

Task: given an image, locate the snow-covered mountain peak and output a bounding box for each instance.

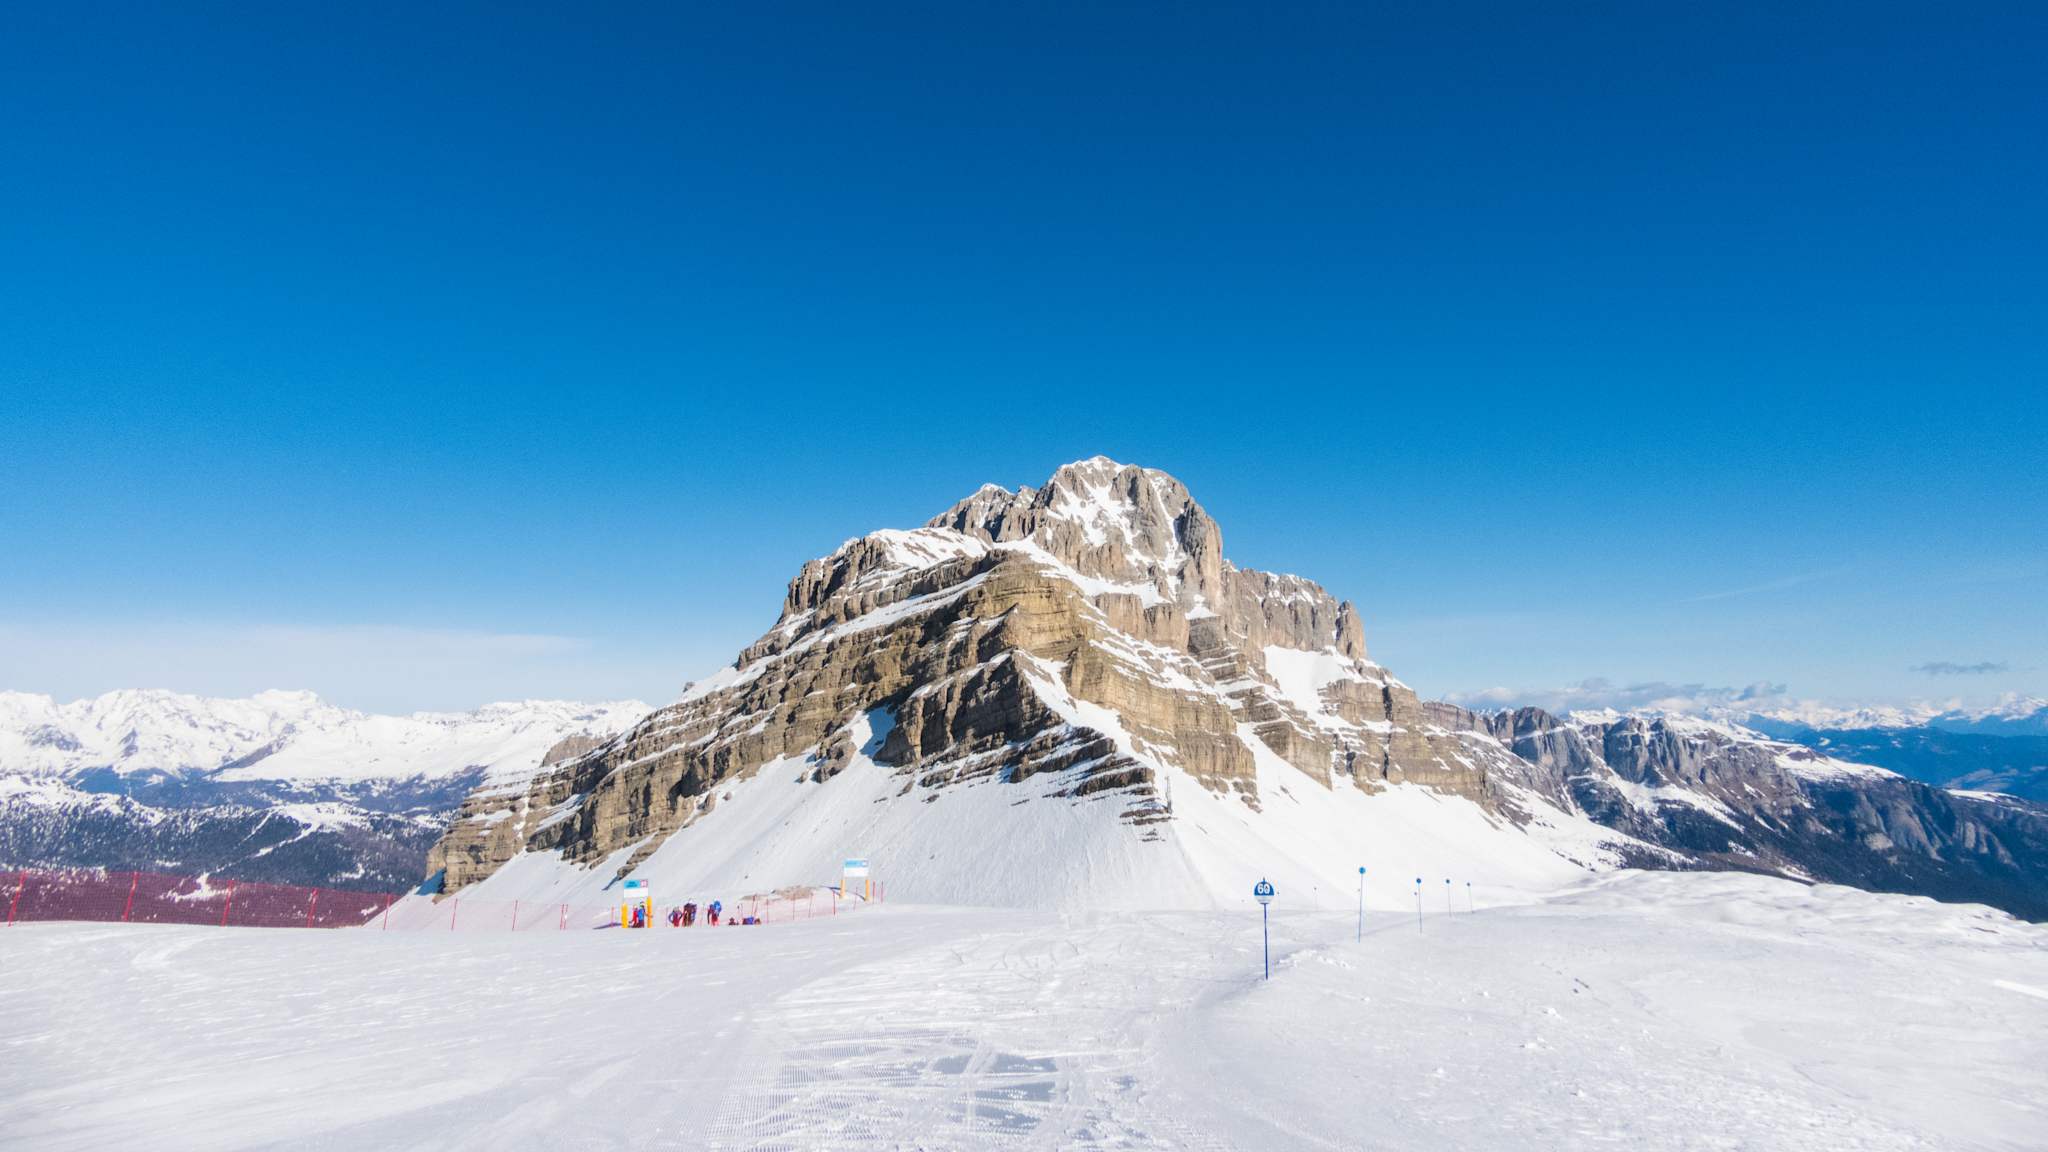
[1709,693,2048,737]
[1952,694,2048,734]
[431,457,1630,905]
[0,690,648,784]
[423,458,2048,921]
[927,457,1217,591]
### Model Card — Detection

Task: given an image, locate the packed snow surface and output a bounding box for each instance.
[2,871,2041,1151]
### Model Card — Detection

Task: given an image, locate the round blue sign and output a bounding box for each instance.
[1253,878,1275,904]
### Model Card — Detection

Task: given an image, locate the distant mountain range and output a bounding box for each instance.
[1728,696,2048,739]
[1730,716,2048,805]
[1514,700,2048,805]
[0,691,645,890]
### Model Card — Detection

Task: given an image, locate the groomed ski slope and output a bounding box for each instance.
[421,705,1627,921]
[4,871,2042,1151]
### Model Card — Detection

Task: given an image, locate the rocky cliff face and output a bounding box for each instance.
[1432,704,2048,920]
[427,458,2048,921]
[429,458,1561,892]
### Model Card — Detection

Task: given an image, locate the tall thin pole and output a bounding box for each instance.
[1445,878,1452,916]
[1262,901,1270,980]
[1414,878,1422,934]
[1467,882,1475,914]
[9,870,26,926]
[1356,866,1365,943]
[122,872,139,923]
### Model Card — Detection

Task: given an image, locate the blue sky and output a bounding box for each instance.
[2,3,2043,713]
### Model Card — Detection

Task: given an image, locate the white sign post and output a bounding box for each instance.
[841,858,870,901]
[1253,878,1275,980]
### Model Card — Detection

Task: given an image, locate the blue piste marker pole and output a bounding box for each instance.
[1414,877,1423,934]
[1356,865,1366,943]
[1446,878,1452,916]
[1254,879,1275,979]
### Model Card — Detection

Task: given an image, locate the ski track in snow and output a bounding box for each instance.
[703,920,1238,1150]
[0,872,2043,1151]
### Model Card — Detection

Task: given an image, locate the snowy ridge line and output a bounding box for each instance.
[0,689,650,787]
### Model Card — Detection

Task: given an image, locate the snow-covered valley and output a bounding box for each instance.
[2,871,2041,1151]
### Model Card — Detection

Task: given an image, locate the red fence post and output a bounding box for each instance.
[511,900,519,932]
[121,872,139,923]
[381,893,393,931]
[220,879,238,927]
[305,888,320,929]
[558,903,567,930]
[8,870,25,926]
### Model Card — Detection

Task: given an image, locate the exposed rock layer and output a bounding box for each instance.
[428,458,2048,920]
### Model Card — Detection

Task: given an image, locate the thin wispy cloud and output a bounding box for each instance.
[1445,678,1793,715]
[1911,660,2010,677]
[0,619,704,714]
[1677,567,1854,604]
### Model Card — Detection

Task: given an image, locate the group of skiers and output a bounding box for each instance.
[664,900,736,927]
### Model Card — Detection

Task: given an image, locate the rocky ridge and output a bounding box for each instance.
[1435,705,2048,918]
[427,458,2048,919]
[430,458,1581,890]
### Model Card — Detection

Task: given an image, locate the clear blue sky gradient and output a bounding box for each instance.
[3,3,2044,712]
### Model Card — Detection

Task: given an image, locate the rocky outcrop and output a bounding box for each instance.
[1453,708,2048,920]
